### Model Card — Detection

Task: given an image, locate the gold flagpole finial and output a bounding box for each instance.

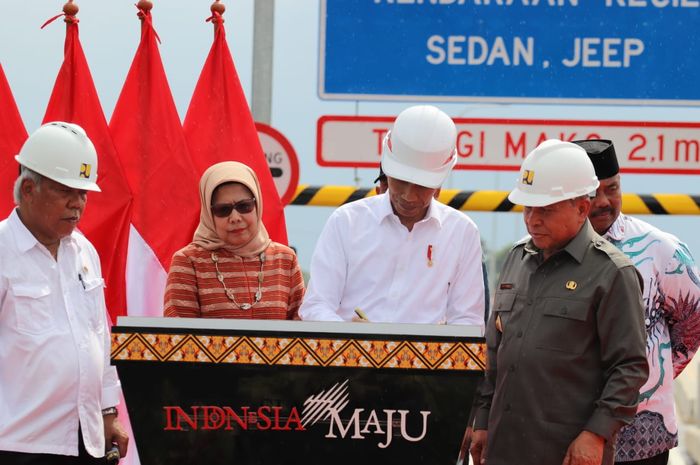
[137,0,153,14]
[63,1,78,18]
[211,0,226,16]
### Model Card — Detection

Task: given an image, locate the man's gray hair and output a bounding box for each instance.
[13,167,43,205]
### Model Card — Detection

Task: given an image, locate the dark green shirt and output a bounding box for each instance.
[475,220,648,465]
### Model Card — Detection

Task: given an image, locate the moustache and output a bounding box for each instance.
[591,207,614,217]
[396,201,420,210]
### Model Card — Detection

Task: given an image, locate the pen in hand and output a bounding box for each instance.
[354,308,369,322]
[105,445,120,465]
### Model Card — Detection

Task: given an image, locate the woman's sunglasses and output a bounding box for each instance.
[211,198,256,217]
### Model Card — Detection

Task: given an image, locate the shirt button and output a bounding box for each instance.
[516,330,523,338]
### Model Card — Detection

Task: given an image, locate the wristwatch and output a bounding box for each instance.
[102,407,118,417]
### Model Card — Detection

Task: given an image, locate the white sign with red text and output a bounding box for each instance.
[317,116,700,175]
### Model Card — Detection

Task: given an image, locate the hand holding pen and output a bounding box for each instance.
[353,308,370,323]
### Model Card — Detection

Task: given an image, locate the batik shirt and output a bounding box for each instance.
[606,214,700,461]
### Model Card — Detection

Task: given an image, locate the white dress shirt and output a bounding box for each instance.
[300,194,485,328]
[0,209,120,457]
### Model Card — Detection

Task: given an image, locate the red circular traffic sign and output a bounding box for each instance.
[255,122,300,206]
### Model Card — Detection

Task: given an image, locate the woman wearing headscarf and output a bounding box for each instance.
[164,161,304,319]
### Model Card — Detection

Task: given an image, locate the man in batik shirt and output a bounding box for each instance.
[575,139,700,465]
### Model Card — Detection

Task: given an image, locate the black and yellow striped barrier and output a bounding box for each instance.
[290,185,700,215]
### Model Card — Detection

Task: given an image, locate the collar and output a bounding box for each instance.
[375,193,395,223]
[376,193,443,228]
[523,219,595,264]
[8,208,77,255]
[9,208,39,253]
[601,213,625,242]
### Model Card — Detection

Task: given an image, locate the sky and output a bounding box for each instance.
[2,0,700,276]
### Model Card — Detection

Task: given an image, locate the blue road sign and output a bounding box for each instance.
[319,0,700,105]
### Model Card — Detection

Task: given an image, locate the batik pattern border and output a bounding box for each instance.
[111,332,486,371]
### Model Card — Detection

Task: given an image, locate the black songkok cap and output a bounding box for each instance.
[374,166,386,184]
[572,139,619,180]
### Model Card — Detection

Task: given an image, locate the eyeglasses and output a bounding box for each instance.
[211,198,256,217]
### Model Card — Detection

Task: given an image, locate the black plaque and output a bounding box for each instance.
[111,317,485,465]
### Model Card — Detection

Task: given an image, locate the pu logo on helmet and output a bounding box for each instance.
[565,281,577,290]
[80,163,91,179]
[522,170,535,185]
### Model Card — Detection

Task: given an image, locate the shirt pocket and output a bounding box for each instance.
[81,278,106,334]
[535,298,590,355]
[493,291,516,313]
[10,282,54,335]
[490,291,516,337]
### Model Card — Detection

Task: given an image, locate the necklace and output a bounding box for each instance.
[211,252,266,310]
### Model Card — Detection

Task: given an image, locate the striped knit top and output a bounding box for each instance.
[164,242,304,320]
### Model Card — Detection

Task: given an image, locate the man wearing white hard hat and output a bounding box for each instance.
[300,105,485,326]
[0,122,128,463]
[470,140,648,465]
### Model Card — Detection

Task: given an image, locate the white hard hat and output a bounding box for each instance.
[15,122,101,192]
[380,105,457,189]
[508,139,599,207]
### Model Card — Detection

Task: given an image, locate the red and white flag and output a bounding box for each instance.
[42,13,133,320]
[109,4,199,317]
[183,11,288,243]
[0,63,28,218]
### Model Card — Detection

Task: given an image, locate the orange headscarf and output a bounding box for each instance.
[191,161,271,257]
